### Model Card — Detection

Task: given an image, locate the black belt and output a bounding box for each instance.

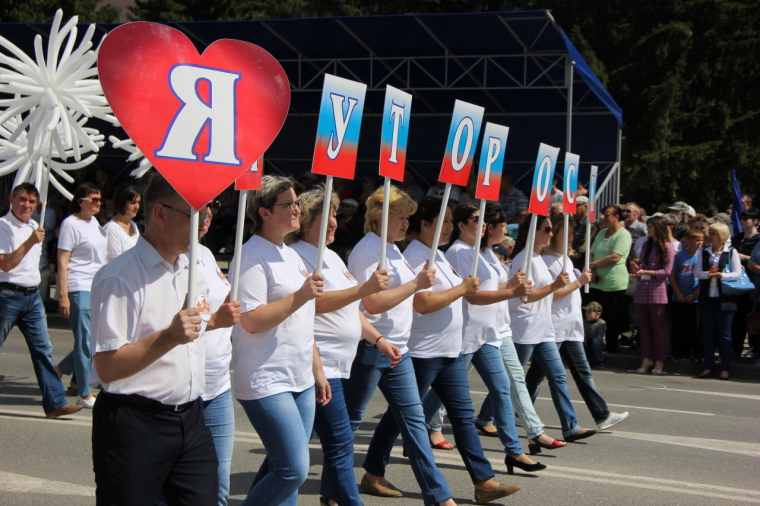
[0,282,38,295]
[101,391,197,412]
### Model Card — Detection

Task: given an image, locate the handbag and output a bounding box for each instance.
[721,268,755,296]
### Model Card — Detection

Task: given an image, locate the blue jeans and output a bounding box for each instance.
[367,354,495,485]
[345,341,452,505]
[238,387,315,506]
[514,341,582,438]
[313,378,363,506]
[700,299,734,371]
[57,291,92,397]
[586,338,604,364]
[526,341,609,423]
[204,389,235,506]
[0,290,67,414]
[422,344,524,456]
[475,336,546,441]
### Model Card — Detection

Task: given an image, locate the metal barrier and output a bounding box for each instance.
[594,161,621,210]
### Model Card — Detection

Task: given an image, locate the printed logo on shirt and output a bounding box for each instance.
[216,267,230,286]
[300,265,309,277]
[342,268,357,282]
[195,293,211,322]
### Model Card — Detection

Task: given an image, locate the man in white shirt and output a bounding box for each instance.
[0,183,83,418]
[90,174,239,505]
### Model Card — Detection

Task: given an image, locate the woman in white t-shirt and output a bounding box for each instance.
[102,185,141,262]
[56,183,107,408]
[232,176,325,506]
[288,187,400,506]
[509,214,597,442]
[528,215,629,432]
[468,203,568,455]
[364,197,520,503]
[426,202,543,474]
[346,186,458,506]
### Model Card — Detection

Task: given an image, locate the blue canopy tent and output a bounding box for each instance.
[0,10,622,197]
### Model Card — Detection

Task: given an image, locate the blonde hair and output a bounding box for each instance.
[364,185,417,234]
[286,185,339,244]
[541,214,577,256]
[709,222,730,244]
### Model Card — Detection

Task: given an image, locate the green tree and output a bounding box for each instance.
[1,0,120,23]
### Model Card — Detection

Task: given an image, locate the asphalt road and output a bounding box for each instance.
[1,319,759,505]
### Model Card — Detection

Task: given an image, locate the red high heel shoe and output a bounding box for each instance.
[527,437,567,455]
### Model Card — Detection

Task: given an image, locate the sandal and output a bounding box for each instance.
[431,440,455,450]
[719,372,729,380]
[698,369,713,378]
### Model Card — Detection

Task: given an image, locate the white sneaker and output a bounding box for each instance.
[597,411,629,431]
[76,396,96,409]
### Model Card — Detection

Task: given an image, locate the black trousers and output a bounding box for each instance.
[92,392,218,506]
[670,300,701,359]
[588,288,628,353]
[731,293,757,354]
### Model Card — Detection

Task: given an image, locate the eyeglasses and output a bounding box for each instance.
[79,197,103,204]
[159,203,191,217]
[273,201,301,211]
[207,200,220,214]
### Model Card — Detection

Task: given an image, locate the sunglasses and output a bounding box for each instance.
[207,200,220,214]
[467,215,481,224]
[79,197,103,204]
[622,209,632,214]
[540,226,553,233]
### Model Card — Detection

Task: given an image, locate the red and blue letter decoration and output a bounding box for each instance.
[312,74,367,180]
[235,155,264,190]
[562,152,580,214]
[438,100,485,187]
[527,143,561,216]
[588,165,598,223]
[98,22,290,210]
[475,123,510,201]
[378,85,413,181]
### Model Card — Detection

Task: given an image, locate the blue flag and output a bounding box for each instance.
[731,169,743,236]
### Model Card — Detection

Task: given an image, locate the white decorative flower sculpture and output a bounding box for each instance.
[109,135,154,178]
[0,9,117,200]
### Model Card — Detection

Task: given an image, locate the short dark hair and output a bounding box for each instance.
[602,204,624,220]
[740,208,760,221]
[409,197,443,235]
[114,184,142,216]
[11,183,40,199]
[450,202,479,243]
[70,182,101,214]
[143,173,182,223]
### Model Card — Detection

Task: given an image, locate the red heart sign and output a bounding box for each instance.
[98,22,290,210]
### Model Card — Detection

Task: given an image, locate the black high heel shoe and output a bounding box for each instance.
[505,455,547,475]
[527,438,567,455]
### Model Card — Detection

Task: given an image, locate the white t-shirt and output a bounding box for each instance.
[445,240,501,354]
[348,232,416,355]
[509,250,555,344]
[291,240,363,379]
[58,215,107,292]
[542,253,583,342]
[404,239,463,358]
[103,220,140,262]
[89,237,208,405]
[232,235,315,401]
[0,212,41,287]
[195,244,233,400]
[482,247,513,341]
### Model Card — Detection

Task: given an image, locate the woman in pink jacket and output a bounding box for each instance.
[630,216,675,375]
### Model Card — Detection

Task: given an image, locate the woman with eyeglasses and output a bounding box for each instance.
[527,214,629,431]
[287,186,400,506]
[458,202,567,456]
[730,208,760,356]
[429,202,544,474]
[232,175,325,505]
[56,183,107,408]
[103,185,141,263]
[363,197,521,503]
[345,186,459,506]
[695,222,742,380]
[630,216,675,375]
[509,213,597,443]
